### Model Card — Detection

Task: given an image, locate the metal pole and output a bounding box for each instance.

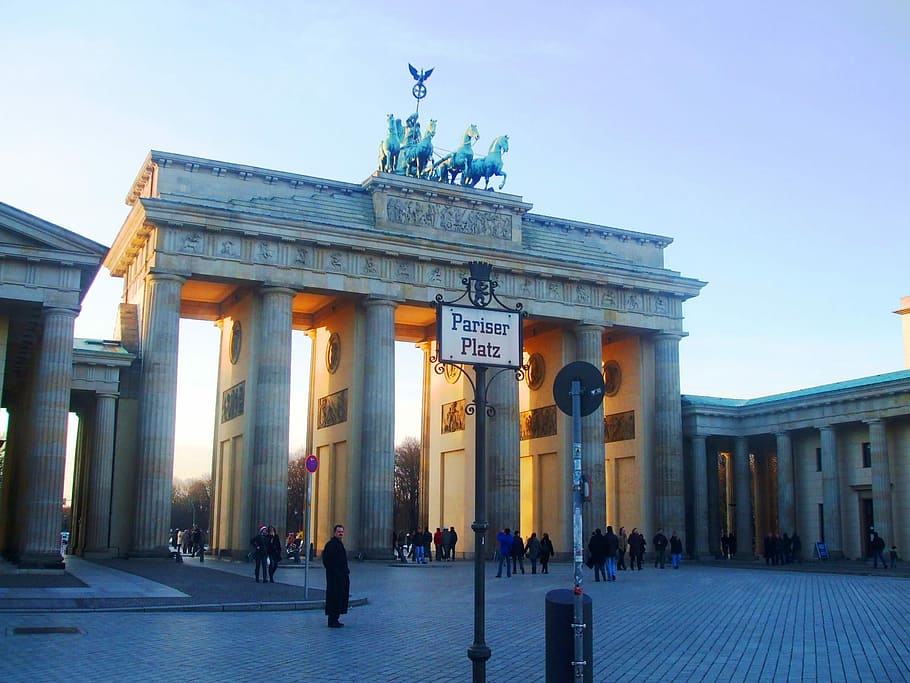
[571,379,586,680]
[468,364,491,682]
[304,470,313,600]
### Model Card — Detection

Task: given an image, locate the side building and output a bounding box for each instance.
[682,369,910,561]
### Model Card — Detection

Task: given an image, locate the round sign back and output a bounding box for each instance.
[552,361,606,417]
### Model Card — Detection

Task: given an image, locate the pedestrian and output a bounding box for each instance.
[286,532,301,564]
[192,525,206,563]
[790,532,801,562]
[652,528,668,568]
[434,527,443,562]
[250,525,269,583]
[728,531,738,558]
[510,530,526,574]
[441,527,451,561]
[669,530,683,569]
[721,531,730,559]
[870,529,888,569]
[447,526,458,561]
[396,530,408,563]
[323,524,350,628]
[266,525,282,581]
[171,528,179,550]
[604,526,619,581]
[525,532,541,574]
[617,526,628,570]
[496,528,513,577]
[890,545,899,568]
[763,533,774,565]
[414,527,426,564]
[423,527,432,563]
[539,533,555,574]
[628,528,644,570]
[588,528,608,582]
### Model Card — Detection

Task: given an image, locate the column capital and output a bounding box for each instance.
[260,285,297,298]
[42,305,80,319]
[362,295,401,309]
[145,271,186,285]
[655,330,688,341]
[864,418,884,425]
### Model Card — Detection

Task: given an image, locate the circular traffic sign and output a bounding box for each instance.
[552,361,606,417]
[305,455,319,474]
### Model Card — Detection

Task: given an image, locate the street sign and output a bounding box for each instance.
[437,303,523,368]
[305,454,318,474]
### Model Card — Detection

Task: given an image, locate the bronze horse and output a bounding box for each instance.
[432,124,479,184]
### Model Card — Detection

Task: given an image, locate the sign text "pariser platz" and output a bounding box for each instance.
[437,304,522,369]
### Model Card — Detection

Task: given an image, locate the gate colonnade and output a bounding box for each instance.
[98,150,705,560]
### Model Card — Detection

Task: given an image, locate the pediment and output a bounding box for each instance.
[0,201,108,265]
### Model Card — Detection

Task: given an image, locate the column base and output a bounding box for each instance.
[17,554,66,571]
[129,545,171,558]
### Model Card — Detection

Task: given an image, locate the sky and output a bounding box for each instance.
[2,2,907,481]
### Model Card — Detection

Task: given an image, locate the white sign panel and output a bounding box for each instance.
[437,304,523,368]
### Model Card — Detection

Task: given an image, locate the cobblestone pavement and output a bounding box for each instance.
[1,558,909,682]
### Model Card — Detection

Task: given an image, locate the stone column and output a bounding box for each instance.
[251,287,294,536]
[733,436,752,558]
[574,324,604,534]
[706,444,721,557]
[486,363,520,548]
[359,297,397,558]
[690,435,709,557]
[775,432,795,536]
[655,332,685,536]
[820,426,842,554]
[132,273,184,555]
[84,393,117,553]
[867,419,893,545]
[20,306,78,569]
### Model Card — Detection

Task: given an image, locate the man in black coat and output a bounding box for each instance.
[323,524,351,628]
[652,528,669,568]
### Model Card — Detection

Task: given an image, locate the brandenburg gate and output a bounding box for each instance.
[102,146,704,560]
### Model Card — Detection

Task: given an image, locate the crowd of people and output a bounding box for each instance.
[759,531,803,565]
[494,528,556,577]
[169,525,207,562]
[393,526,459,563]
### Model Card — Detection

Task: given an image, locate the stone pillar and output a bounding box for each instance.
[251,287,294,536]
[132,273,184,555]
[706,444,721,557]
[820,426,842,554]
[359,297,397,557]
[83,394,117,553]
[486,364,520,548]
[654,332,685,536]
[775,432,795,536]
[691,435,709,557]
[574,324,604,534]
[733,436,752,559]
[20,306,78,569]
[868,419,893,545]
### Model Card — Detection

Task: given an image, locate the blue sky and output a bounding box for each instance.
[2,2,907,479]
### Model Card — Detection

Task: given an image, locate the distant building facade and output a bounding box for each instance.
[682,369,910,560]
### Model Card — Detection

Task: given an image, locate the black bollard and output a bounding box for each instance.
[545,589,593,683]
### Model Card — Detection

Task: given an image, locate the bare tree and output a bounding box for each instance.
[394,436,420,534]
[287,455,308,532]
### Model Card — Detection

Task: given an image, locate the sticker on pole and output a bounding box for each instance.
[305,455,319,474]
